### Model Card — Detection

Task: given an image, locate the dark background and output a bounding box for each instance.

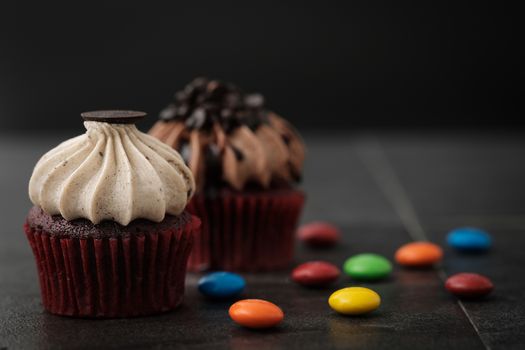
[0,1,522,132]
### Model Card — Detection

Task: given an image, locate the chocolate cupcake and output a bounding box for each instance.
[24,110,199,317]
[149,78,305,271]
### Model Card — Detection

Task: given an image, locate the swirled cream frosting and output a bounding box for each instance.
[149,78,305,192]
[29,115,195,225]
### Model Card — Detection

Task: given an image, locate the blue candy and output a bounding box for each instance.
[447,227,492,251]
[198,272,245,298]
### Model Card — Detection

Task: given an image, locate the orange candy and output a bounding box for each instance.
[395,241,443,267]
[229,299,284,329]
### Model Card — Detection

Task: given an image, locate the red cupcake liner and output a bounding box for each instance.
[23,216,200,318]
[186,190,305,272]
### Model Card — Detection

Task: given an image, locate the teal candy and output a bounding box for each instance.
[198,272,246,298]
[447,227,492,251]
[343,253,392,281]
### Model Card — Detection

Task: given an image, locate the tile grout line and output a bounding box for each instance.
[354,140,426,242]
[356,138,491,350]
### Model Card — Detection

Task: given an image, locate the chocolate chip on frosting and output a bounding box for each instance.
[244,93,264,109]
[175,91,187,102]
[225,92,242,109]
[157,78,269,133]
[176,105,189,118]
[160,104,177,121]
[186,108,207,129]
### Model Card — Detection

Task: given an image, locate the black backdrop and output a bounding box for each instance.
[0,1,522,132]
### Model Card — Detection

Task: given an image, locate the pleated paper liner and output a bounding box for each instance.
[24,215,200,318]
[186,189,305,272]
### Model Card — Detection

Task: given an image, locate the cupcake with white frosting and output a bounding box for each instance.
[149,79,306,271]
[24,110,199,318]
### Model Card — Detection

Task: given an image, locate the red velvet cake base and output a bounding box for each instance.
[186,189,305,272]
[24,212,200,318]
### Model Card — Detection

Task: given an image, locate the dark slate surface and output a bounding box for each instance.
[380,133,525,225]
[431,228,525,350]
[1,131,524,349]
[379,134,525,350]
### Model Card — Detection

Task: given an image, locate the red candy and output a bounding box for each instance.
[297,222,341,247]
[445,273,494,298]
[291,261,341,287]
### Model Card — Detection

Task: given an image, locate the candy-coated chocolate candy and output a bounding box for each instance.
[447,227,492,251]
[343,253,392,281]
[198,272,245,298]
[395,241,443,267]
[297,221,341,247]
[229,299,284,329]
[445,273,493,298]
[328,287,381,315]
[291,261,340,287]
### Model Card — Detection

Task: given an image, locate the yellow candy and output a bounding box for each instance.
[328,287,381,315]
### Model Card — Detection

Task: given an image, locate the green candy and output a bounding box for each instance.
[343,253,392,281]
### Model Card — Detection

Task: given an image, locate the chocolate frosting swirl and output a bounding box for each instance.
[149,78,305,192]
